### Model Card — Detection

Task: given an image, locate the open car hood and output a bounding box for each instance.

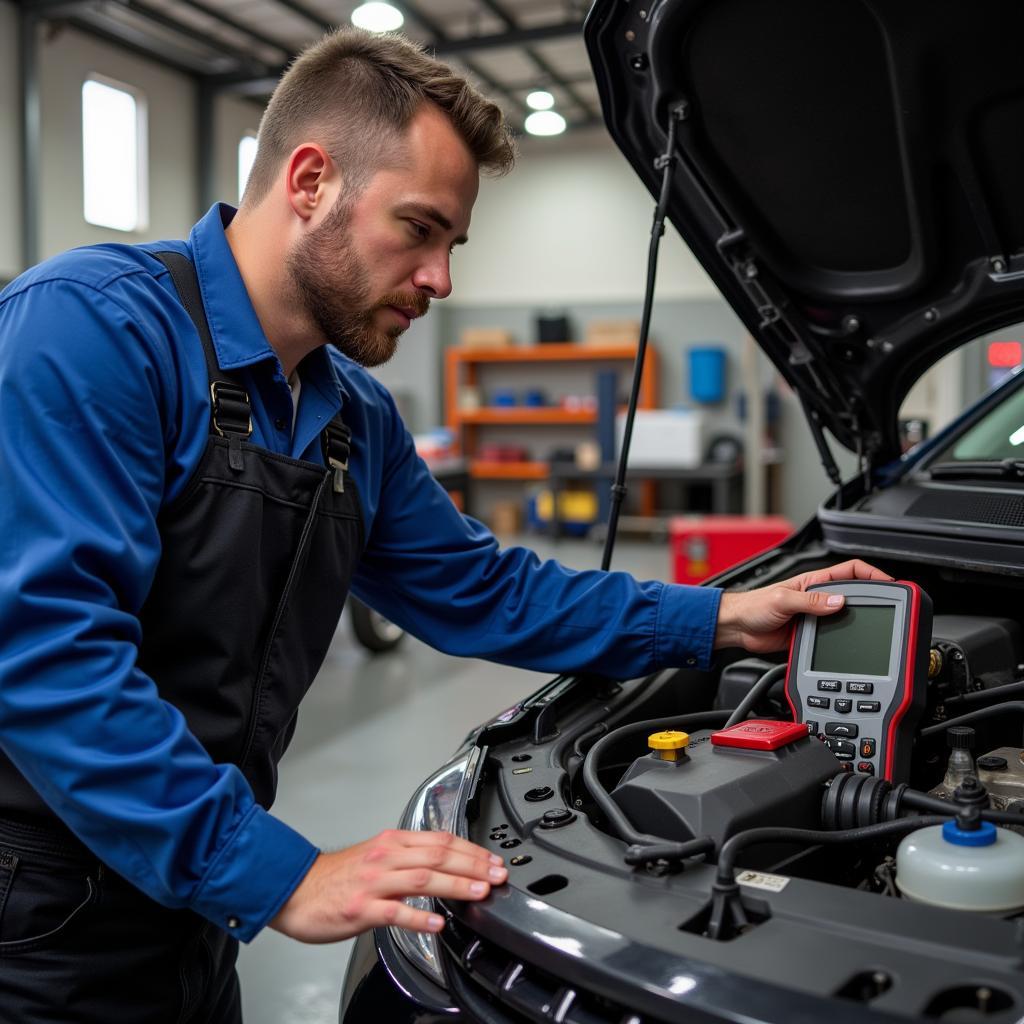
[585,0,1024,465]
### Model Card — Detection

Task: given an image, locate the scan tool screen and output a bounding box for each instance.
[810,605,896,676]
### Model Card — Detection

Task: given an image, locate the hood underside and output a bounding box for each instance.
[586,0,1024,463]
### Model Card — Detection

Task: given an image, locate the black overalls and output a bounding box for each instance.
[0,252,364,1022]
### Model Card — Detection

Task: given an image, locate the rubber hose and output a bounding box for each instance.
[724,663,788,728]
[716,816,950,887]
[920,702,1024,738]
[581,710,731,848]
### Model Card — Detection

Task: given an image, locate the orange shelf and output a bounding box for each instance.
[450,343,638,363]
[470,460,549,480]
[455,408,597,425]
[446,343,659,517]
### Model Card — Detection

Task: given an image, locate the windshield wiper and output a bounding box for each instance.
[928,458,1024,480]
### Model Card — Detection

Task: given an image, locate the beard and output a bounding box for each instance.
[285,199,429,368]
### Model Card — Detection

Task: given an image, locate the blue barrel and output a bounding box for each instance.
[688,346,726,404]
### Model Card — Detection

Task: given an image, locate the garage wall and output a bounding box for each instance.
[4,17,264,271]
[34,24,198,257]
[213,93,264,208]
[0,1,20,281]
[455,129,718,305]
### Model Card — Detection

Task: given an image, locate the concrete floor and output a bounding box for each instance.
[236,534,671,1024]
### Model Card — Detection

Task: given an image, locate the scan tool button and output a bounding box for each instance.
[857,761,875,775]
[847,681,874,694]
[828,739,857,757]
[860,738,877,758]
[824,738,854,760]
[834,699,853,714]
[857,701,882,713]
[817,679,841,692]
[807,695,830,709]
[825,722,858,738]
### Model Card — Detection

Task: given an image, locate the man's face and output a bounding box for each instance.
[286,104,479,367]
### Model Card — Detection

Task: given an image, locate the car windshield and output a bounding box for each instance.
[933,374,1024,462]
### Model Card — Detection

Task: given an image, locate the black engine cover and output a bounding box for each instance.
[610,728,841,844]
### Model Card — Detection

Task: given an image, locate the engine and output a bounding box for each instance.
[580,611,1024,922]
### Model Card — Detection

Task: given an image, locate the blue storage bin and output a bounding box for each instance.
[688,346,726,404]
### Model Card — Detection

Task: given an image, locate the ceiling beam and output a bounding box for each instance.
[266,0,334,34]
[400,0,528,118]
[176,0,292,57]
[431,19,587,56]
[109,0,270,73]
[61,14,213,77]
[21,0,93,13]
[473,0,596,122]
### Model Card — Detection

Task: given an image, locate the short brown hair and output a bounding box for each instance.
[242,28,516,206]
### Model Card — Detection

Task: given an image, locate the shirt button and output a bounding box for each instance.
[227,916,240,930]
[274,418,286,431]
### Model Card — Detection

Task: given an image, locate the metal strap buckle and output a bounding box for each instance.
[324,422,351,494]
[209,381,253,439]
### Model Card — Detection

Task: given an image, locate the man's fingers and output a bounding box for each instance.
[369,899,446,934]
[385,829,503,865]
[371,867,497,903]
[800,559,893,587]
[774,585,847,619]
[362,845,507,883]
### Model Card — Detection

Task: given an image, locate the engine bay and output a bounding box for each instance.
[461,552,1024,1020]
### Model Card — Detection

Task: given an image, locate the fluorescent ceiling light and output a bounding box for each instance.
[1009,424,1024,447]
[526,90,555,111]
[351,2,404,32]
[524,110,567,136]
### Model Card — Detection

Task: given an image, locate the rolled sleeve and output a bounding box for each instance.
[192,807,318,942]
[655,583,723,671]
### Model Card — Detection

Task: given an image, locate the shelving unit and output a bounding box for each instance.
[444,343,659,515]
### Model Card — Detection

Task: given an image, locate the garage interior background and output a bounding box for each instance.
[0,1,1017,1021]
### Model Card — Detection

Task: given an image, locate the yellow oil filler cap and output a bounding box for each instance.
[648,731,690,762]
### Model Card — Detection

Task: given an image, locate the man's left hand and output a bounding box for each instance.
[713,559,893,653]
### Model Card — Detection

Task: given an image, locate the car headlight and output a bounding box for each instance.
[389,744,481,986]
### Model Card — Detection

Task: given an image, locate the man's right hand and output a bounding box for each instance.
[269,829,507,943]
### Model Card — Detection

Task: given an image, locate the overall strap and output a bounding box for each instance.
[152,250,251,470]
[322,419,352,493]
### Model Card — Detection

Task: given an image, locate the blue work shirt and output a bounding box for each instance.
[0,204,722,941]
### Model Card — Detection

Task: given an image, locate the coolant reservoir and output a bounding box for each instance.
[896,821,1024,912]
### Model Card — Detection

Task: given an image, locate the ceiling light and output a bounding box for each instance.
[526,90,555,111]
[351,2,404,32]
[524,110,567,137]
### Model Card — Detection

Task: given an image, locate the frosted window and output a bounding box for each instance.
[82,77,147,232]
[238,135,258,203]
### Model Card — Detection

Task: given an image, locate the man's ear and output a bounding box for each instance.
[284,144,338,220]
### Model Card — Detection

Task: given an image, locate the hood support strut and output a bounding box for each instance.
[800,396,843,490]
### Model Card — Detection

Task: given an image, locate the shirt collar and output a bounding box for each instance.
[188,203,348,399]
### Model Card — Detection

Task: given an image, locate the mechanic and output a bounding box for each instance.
[0,26,891,1023]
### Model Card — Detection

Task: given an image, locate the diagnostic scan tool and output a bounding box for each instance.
[784,581,932,782]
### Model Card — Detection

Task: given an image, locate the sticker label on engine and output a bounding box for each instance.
[735,870,790,893]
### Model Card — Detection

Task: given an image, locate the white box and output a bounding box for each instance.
[616,410,707,468]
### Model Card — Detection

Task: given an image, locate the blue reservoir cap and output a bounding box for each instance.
[942,819,997,847]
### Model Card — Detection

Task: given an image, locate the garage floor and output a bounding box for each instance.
[236,534,672,1024]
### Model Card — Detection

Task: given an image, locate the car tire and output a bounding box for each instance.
[349,598,405,653]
